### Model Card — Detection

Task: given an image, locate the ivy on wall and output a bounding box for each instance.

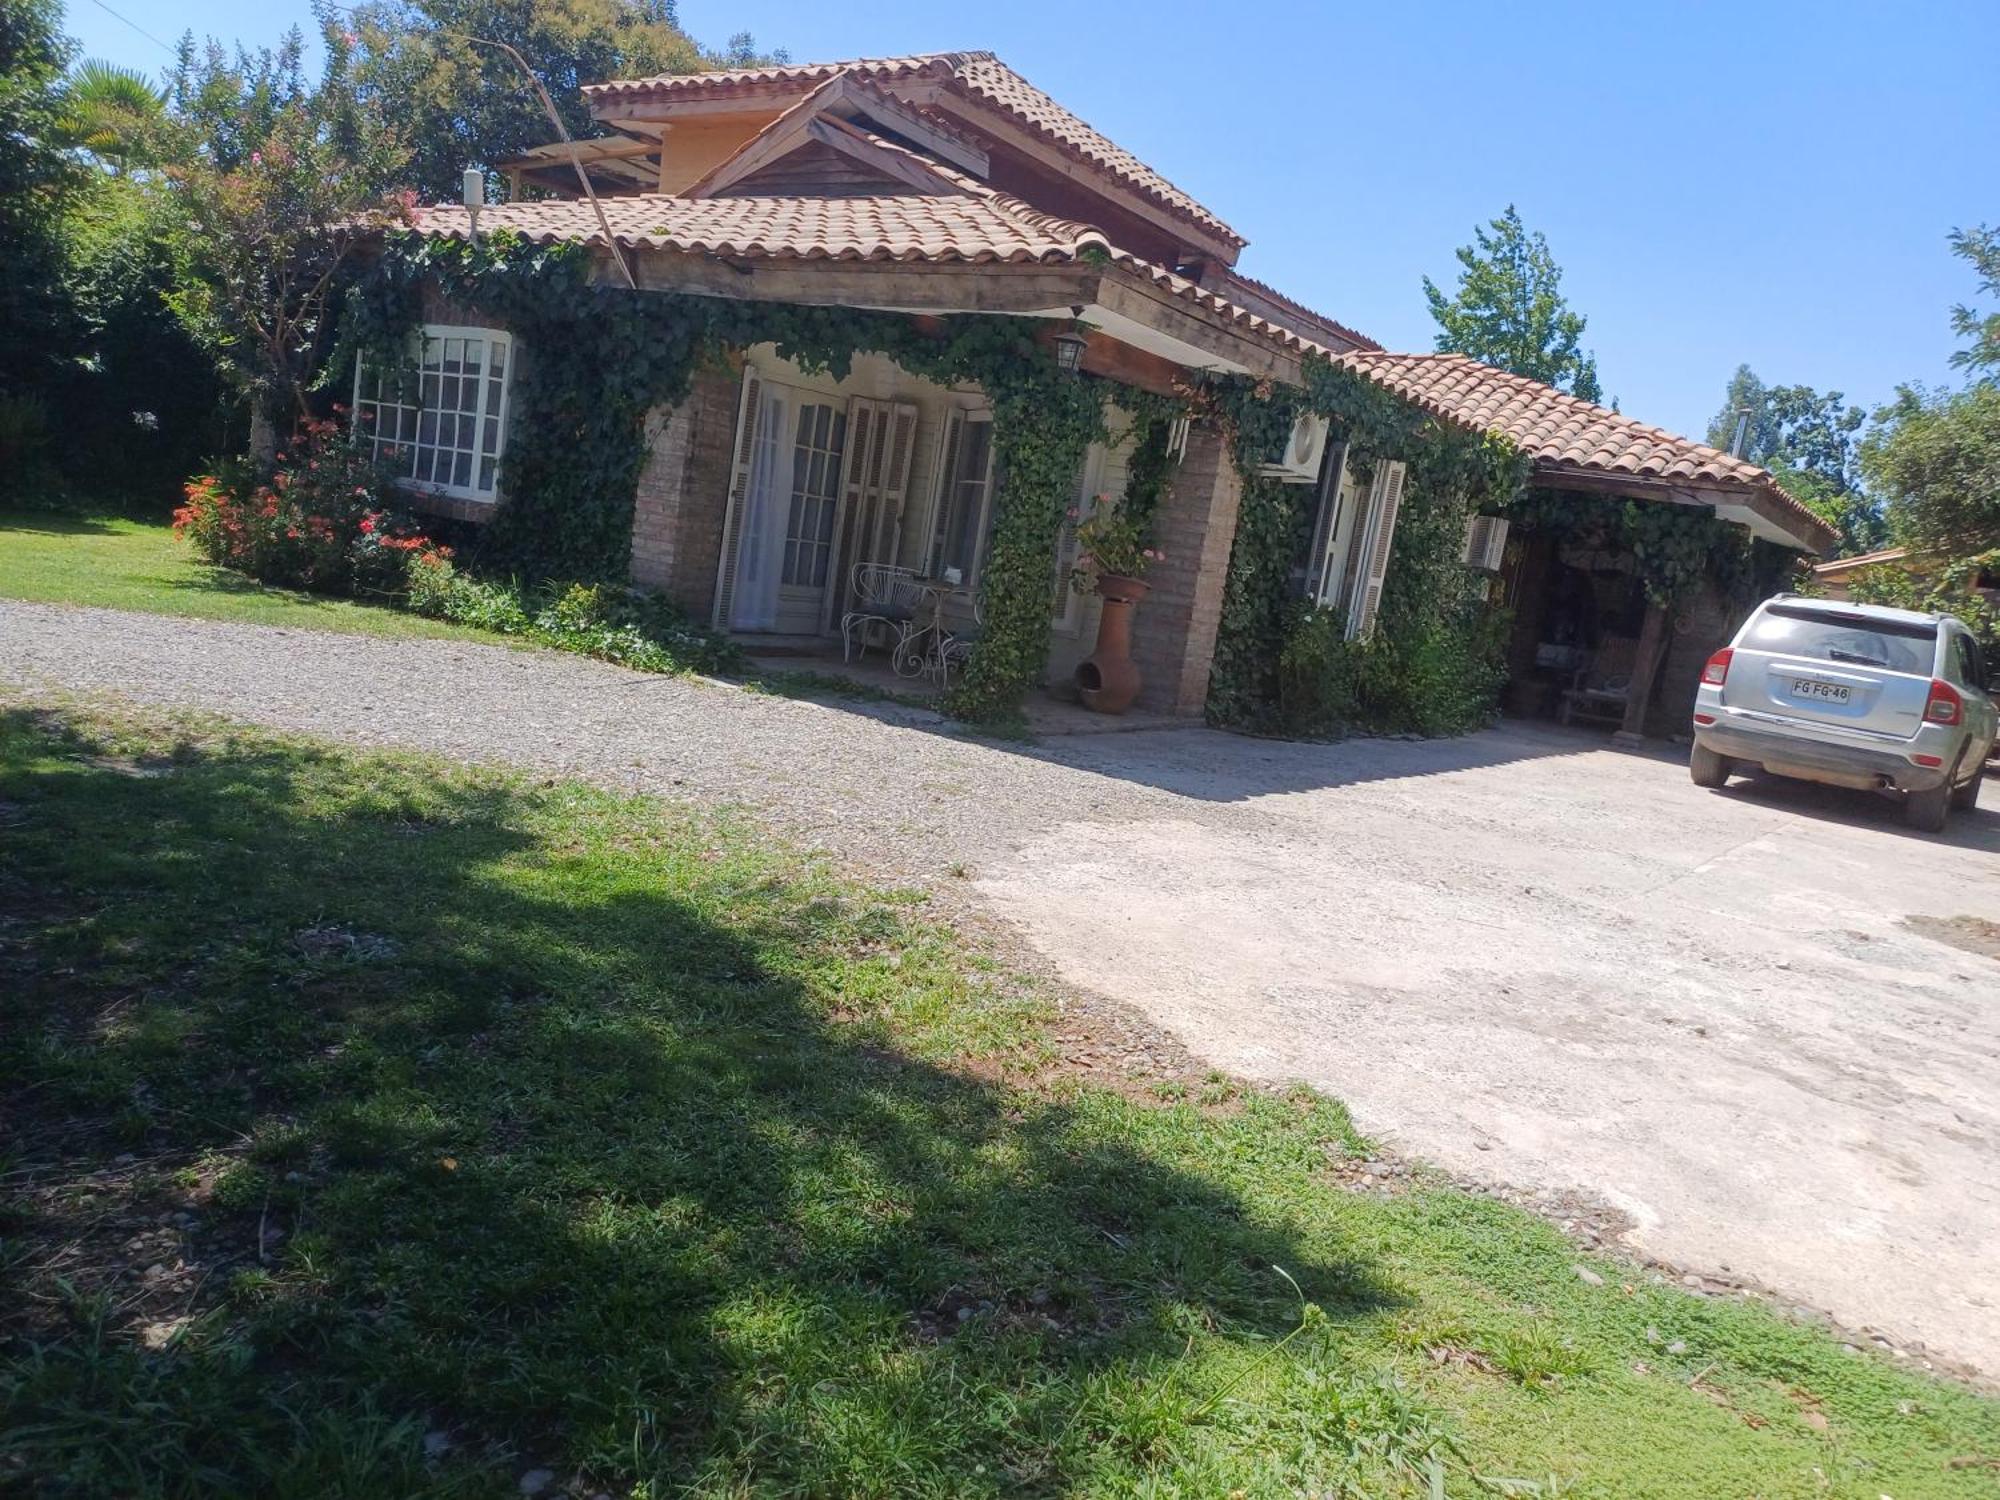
[1199,357,1532,734]
[1504,487,1799,607]
[334,231,1104,722]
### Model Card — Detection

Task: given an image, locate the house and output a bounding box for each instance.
[352,51,1834,732]
[1813,547,2000,604]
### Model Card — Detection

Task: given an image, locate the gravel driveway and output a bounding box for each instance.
[6,599,1999,1376]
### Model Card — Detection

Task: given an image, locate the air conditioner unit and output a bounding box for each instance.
[1461,514,1510,571]
[1258,413,1330,483]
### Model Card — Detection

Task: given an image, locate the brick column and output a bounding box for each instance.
[628,365,740,619]
[1130,419,1243,717]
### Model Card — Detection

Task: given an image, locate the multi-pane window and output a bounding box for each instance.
[928,409,996,584]
[352,325,513,502]
[781,402,847,589]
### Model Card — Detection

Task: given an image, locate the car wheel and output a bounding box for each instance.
[1950,765,1983,811]
[1689,743,1731,788]
[1905,780,1951,832]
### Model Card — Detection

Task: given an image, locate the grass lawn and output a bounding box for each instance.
[0,510,511,646]
[2,698,1996,1498]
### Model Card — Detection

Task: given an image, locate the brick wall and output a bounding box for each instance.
[629,363,742,619]
[1130,419,1243,717]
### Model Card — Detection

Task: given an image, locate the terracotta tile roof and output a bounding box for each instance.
[582,52,1242,247]
[409,193,1109,263]
[1214,269,1378,353]
[1337,352,1834,544]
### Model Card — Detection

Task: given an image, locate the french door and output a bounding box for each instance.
[775,399,846,634]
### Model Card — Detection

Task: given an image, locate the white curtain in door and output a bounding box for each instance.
[729,389,795,631]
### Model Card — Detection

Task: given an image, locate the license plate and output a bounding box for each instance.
[1791,678,1850,704]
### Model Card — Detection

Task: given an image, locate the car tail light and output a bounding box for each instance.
[1925,679,1963,726]
[1701,648,1733,687]
[1692,712,1716,725]
[1911,753,1945,768]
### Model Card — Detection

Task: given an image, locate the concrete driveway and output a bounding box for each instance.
[7,600,1998,1375]
[982,722,2000,1376]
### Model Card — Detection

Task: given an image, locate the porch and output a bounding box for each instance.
[736,635,1193,736]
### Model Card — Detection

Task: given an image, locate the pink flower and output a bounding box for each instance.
[251,150,263,167]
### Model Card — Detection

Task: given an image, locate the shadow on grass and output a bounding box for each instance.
[0,510,120,537]
[0,707,1392,1496]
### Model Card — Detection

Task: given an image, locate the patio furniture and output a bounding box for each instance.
[1558,669,1632,728]
[840,564,924,664]
[890,579,979,685]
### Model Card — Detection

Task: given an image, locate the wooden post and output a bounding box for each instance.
[1614,600,1671,746]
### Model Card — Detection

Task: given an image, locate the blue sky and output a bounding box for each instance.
[66,0,1999,442]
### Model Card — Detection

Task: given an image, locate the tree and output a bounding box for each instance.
[54,58,165,173]
[344,0,720,201]
[1703,365,1782,461]
[1860,382,2000,558]
[0,0,82,405]
[155,22,409,459]
[1703,367,1884,554]
[1422,205,1603,403]
[1948,223,1999,376]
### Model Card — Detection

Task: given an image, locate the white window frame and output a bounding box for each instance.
[924,404,997,584]
[351,324,514,504]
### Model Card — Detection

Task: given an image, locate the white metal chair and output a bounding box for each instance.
[840,564,924,663]
[934,588,986,685]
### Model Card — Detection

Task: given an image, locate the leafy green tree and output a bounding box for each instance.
[1860,382,2000,558]
[1703,364,1783,462]
[1704,367,1883,554]
[1947,223,1999,376]
[156,22,409,459]
[344,0,733,200]
[0,0,82,407]
[1422,205,1603,403]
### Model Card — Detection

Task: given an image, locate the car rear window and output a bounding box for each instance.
[1743,603,1936,675]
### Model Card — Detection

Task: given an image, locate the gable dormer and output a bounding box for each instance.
[565,53,1243,270]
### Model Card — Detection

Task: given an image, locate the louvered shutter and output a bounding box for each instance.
[822,396,919,630]
[827,396,885,628]
[1460,514,1511,571]
[710,368,764,628]
[1307,442,1351,605]
[877,402,918,564]
[1345,459,1407,641]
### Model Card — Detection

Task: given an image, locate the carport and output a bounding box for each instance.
[1335,353,1839,739]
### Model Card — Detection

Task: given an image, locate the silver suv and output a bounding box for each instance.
[1690,595,1997,832]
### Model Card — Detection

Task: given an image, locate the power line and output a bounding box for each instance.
[82,0,176,56]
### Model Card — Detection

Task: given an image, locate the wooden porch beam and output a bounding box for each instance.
[628,250,1103,316]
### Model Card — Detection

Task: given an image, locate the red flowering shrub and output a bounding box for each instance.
[174,420,445,596]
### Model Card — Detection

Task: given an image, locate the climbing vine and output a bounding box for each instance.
[1198,357,1531,733]
[333,230,1104,721]
[1503,488,1798,607]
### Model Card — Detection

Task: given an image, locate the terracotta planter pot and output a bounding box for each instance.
[1076,573,1150,714]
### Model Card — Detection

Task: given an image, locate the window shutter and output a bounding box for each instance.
[710,367,764,628]
[822,397,918,629]
[1307,442,1351,605]
[1345,459,1407,641]
[827,395,884,628]
[1461,514,1511,571]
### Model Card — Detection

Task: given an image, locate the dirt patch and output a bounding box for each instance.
[1904,913,2000,962]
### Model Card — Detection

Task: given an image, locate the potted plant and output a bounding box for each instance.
[1070,494,1164,713]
